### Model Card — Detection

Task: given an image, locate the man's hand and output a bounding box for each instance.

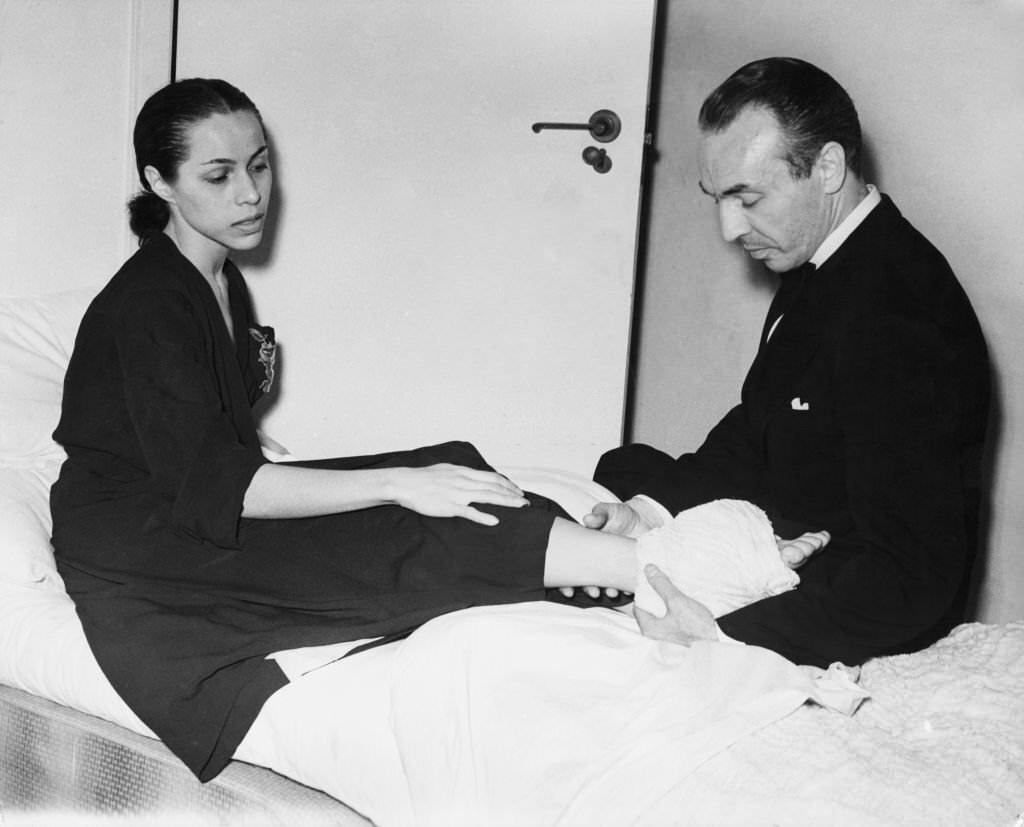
[582,501,654,538]
[557,585,623,600]
[558,501,646,600]
[563,498,666,600]
[634,564,717,646]
[777,530,830,569]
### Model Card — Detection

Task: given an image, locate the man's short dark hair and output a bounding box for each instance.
[699,57,863,178]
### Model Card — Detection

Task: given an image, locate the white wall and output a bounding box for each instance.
[0,0,173,295]
[2,1,652,476]
[632,0,1024,623]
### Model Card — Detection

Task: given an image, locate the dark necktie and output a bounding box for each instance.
[762,261,815,343]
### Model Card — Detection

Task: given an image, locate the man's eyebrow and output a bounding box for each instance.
[698,181,754,199]
[721,183,752,197]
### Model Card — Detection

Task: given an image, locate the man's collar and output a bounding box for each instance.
[809,184,881,268]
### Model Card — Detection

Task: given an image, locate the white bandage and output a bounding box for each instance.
[634,499,799,618]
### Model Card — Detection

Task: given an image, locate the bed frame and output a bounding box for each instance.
[0,684,369,825]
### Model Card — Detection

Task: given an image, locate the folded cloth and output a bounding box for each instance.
[386,602,867,827]
[634,499,799,618]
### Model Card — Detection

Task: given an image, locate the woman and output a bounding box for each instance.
[50,78,651,781]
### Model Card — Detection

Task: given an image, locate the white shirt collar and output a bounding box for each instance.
[809,184,881,268]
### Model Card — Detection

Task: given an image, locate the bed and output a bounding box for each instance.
[2,287,1023,826]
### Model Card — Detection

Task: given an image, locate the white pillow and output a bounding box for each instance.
[0,288,96,461]
[0,462,64,589]
[498,465,620,522]
[0,288,95,587]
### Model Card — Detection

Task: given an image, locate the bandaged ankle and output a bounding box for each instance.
[633,499,799,618]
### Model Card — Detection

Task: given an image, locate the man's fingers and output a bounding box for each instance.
[633,604,655,628]
[781,545,806,566]
[633,604,660,633]
[644,564,682,601]
[585,502,617,530]
[779,529,831,568]
[634,604,693,646]
[584,502,640,536]
[560,585,618,600]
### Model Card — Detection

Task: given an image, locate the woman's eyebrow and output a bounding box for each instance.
[200,145,268,166]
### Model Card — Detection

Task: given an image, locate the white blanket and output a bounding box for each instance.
[238,602,862,827]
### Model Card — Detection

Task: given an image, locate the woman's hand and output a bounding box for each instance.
[777,530,830,569]
[388,463,530,526]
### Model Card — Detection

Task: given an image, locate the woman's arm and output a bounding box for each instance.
[257,430,292,461]
[243,462,530,526]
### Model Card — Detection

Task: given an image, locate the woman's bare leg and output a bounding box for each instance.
[542,517,636,591]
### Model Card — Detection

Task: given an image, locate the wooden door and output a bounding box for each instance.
[176,0,656,473]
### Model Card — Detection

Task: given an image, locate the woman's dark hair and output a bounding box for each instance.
[698,57,862,179]
[128,78,263,242]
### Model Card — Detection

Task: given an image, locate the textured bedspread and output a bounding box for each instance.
[649,621,1024,827]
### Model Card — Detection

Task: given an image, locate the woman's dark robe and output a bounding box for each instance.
[51,234,567,780]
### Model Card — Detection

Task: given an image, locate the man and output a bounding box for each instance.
[587,57,990,668]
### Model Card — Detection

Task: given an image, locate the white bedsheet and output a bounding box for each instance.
[236,601,860,826]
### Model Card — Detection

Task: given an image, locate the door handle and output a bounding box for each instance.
[531,109,621,143]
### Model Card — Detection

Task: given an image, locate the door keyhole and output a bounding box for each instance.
[582,146,612,174]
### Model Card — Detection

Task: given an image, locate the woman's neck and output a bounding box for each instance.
[162,227,235,341]
[162,226,228,284]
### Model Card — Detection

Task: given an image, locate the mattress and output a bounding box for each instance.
[3,288,1023,825]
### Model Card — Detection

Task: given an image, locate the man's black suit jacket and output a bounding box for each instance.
[597,195,990,667]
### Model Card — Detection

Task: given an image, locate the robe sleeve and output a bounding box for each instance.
[115,287,267,548]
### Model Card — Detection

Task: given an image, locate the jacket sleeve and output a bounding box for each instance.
[718,308,981,667]
[635,402,770,514]
[115,287,267,548]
